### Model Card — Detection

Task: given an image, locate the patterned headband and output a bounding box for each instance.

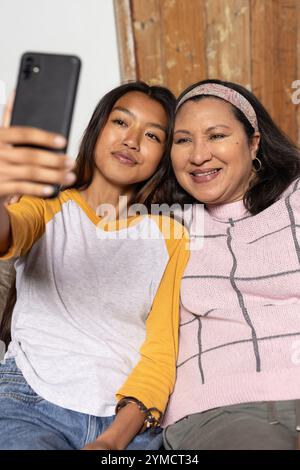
[176,83,259,132]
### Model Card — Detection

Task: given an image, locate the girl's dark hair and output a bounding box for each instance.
[0,282,16,347]
[70,81,176,208]
[170,78,300,215]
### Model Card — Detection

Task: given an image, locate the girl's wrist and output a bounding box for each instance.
[116,396,162,430]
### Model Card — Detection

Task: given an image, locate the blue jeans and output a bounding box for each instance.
[0,358,162,450]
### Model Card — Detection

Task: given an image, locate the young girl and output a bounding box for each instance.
[0,82,188,450]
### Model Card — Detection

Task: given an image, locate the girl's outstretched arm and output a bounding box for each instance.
[0,200,11,255]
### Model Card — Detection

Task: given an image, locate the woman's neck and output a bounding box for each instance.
[206,198,247,221]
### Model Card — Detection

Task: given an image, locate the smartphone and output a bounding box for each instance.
[11,51,81,197]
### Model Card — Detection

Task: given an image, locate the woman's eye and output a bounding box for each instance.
[112,118,127,127]
[209,134,225,140]
[146,132,161,143]
[174,137,191,144]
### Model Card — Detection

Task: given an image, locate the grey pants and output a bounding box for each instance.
[163,401,300,450]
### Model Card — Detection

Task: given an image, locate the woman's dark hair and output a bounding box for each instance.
[69,81,176,208]
[170,78,300,215]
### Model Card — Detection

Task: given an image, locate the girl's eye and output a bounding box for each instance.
[209,134,226,140]
[146,132,161,143]
[112,118,127,127]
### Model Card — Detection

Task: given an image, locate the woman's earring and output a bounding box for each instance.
[252,157,262,173]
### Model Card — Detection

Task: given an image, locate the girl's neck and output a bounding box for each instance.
[80,176,134,220]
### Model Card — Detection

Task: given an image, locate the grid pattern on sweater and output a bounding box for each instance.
[163,177,300,426]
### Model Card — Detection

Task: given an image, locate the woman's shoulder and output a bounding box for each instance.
[279,177,300,201]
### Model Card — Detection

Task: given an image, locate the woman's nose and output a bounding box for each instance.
[189,140,212,165]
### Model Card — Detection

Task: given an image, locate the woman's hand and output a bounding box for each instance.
[0,125,76,200]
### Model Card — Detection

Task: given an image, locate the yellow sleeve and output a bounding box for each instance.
[116,218,189,420]
[0,196,46,260]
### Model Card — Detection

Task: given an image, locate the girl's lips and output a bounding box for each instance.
[190,168,222,183]
[112,152,136,166]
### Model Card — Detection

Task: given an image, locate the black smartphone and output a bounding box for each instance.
[11,51,81,197]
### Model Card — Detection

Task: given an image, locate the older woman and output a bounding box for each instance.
[162,79,300,450]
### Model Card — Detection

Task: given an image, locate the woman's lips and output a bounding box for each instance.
[190,168,222,183]
[112,152,137,166]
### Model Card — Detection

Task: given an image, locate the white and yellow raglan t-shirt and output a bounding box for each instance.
[1,189,189,418]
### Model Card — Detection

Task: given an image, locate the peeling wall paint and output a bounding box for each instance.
[115,0,300,142]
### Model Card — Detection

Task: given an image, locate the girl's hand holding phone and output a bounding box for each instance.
[0,53,80,202]
[0,126,76,200]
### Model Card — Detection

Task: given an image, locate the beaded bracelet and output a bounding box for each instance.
[115,397,162,429]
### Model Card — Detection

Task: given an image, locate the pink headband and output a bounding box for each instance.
[176,83,259,132]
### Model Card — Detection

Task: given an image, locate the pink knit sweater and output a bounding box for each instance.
[163,178,300,427]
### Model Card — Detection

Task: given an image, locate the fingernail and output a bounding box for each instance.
[54,135,67,147]
[64,158,75,169]
[43,186,55,196]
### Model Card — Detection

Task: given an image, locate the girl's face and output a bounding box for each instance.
[93,91,168,190]
[171,97,260,205]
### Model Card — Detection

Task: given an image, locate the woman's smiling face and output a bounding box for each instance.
[171,97,260,205]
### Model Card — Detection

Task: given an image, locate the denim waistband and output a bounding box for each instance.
[0,357,19,371]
